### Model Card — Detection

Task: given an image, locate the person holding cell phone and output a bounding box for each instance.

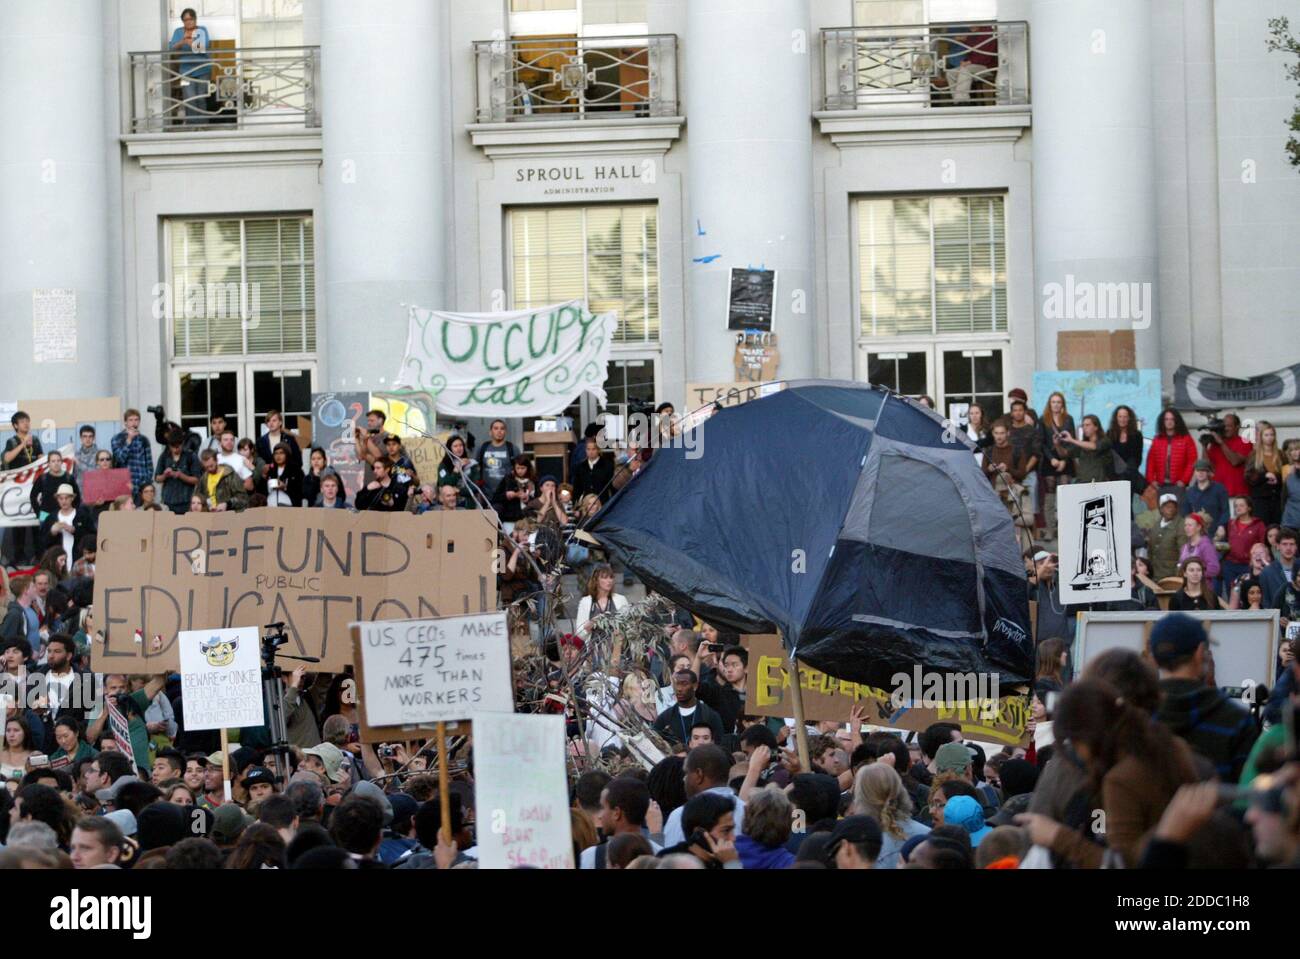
[167,8,212,126]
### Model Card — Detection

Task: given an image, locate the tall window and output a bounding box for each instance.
[510,0,647,30]
[168,216,315,357]
[509,205,659,344]
[857,195,1006,338]
[854,0,997,24]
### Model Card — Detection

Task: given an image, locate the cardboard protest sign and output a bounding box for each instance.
[82,468,133,506]
[473,712,574,870]
[178,627,265,731]
[393,301,617,418]
[354,613,513,728]
[1057,481,1132,606]
[742,634,1031,746]
[685,382,779,412]
[0,445,75,527]
[92,508,497,673]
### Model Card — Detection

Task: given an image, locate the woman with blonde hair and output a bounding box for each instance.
[1246,421,1285,525]
[850,763,929,868]
[1038,391,1075,529]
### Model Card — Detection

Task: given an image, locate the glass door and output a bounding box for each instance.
[858,341,1006,424]
[938,344,1005,424]
[173,362,315,448]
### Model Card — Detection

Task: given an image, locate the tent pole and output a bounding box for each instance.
[786,649,811,771]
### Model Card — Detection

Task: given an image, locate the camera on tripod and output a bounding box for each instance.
[261,622,290,665]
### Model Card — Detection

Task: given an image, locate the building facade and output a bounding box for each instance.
[1,0,1297,440]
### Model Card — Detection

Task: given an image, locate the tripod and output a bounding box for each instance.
[260,621,320,785]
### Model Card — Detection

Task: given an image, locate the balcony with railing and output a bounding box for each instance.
[127,46,320,134]
[818,22,1029,140]
[468,34,682,156]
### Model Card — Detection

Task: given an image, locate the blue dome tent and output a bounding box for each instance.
[588,381,1034,690]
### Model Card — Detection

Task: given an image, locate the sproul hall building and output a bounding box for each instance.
[2,0,1297,444]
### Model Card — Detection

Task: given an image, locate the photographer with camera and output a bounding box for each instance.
[154,428,200,515]
[1201,411,1252,498]
[110,409,153,498]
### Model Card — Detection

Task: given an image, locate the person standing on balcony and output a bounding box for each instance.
[168,8,212,126]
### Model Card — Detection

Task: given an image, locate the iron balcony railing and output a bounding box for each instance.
[474,34,678,122]
[822,22,1029,111]
[128,46,320,133]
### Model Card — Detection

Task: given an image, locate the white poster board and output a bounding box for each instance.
[32,289,78,363]
[473,712,574,870]
[1074,611,1279,694]
[355,612,513,727]
[1057,481,1132,606]
[177,626,264,730]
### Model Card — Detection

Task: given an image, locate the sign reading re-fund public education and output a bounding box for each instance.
[393,300,617,419]
[354,613,513,727]
[92,509,497,674]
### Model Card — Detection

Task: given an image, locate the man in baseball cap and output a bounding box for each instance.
[1151,613,1257,780]
[826,815,882,869]
[242,766,279,803]
[1145,492,1189,580]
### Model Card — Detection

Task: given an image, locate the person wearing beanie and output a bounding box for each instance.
[1152,613,1257,780]
[136,801,191,852]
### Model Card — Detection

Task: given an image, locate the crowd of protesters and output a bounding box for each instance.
[1,394,1298,870]
[972,390,1300,634]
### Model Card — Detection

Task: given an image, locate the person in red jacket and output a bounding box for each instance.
[1146,408,1198,492]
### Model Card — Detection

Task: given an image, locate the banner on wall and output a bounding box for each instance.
[392,301,617,419]
[1173,363,1300,410]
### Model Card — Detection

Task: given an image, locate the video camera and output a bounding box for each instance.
[1198,412,1227,446]
[147,405,202,454]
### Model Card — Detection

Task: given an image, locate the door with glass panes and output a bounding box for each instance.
[174,365,315,450]
[865,344,1006,424]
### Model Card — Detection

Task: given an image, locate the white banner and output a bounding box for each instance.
[473,712,574,870]
[0,444,75,528]
[355,613,513,727]
[178,627,265,731]
[393,301,616,418]
[1057,481,1133,606]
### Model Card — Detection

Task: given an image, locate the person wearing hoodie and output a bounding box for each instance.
[734,784,795,870]
[1152,613,1258,782]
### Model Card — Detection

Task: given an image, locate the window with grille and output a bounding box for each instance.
[509,205,659,344]
[857,194,1006,338]
[168,216,315,357]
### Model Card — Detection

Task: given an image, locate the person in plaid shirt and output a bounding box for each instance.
[110,408,153,498]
